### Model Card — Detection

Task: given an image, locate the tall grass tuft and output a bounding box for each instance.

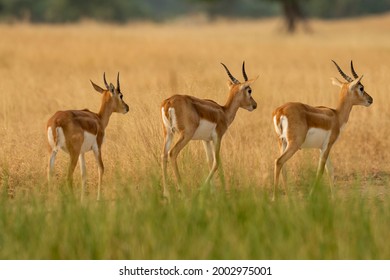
[0,173,389,259]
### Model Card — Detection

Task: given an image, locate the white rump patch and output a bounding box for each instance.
[169,108,178,132]
[161,107,171,132]
[47,126,67,152]
[161,107,178,134]
[192,119,217,141]
[301,127,331,149]
[47,127,55,149]
[274,115,288,140]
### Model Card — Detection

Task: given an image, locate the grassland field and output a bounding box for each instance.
[0,15,390,259]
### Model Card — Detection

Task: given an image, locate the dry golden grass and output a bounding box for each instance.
[1,15,390,200]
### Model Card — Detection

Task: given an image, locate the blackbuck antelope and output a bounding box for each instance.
[47,73,129,200]
[272,61,373,200]
[161,62,258,198]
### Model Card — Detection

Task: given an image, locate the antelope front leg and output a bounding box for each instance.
[325,156,335,196]
[202,140,214,170]
[310,146,332,196]
[93,147,104,201]
[79,153,88,201]
[204,138,224,188]
[203,139,227,191]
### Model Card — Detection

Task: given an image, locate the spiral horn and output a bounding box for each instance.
[332,60,353,82]
[117,72,121,92]
[221,63,239,84]
[103,72,109,89]
[350,61,359,79]
[242,61,248,82]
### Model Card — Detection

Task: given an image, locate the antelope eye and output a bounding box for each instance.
[248,89,252,94]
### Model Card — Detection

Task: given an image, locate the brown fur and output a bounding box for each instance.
[46,77,129,200]
[161,75,258,199]
[272,75,373,200]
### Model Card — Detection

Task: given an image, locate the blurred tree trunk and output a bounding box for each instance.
[279,0,310,33]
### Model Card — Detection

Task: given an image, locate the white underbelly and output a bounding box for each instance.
[80,131,98,153]
[192,119,217,141]
[301,127,331,149]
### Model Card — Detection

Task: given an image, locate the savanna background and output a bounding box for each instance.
[0,0,390,259]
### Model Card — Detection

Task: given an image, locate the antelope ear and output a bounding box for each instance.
[247,75,259,85]
[227,80,235,89]
[331,77,343,88]
[109,83,116,95]
[239,75,259,90]
[349,75,364,90]
[90,80,104,94]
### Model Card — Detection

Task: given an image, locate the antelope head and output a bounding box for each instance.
[331,60,373,107]
[221,61,258,111]
[90,72,129,114]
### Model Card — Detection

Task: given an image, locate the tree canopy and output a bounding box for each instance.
[0,0,389,23]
